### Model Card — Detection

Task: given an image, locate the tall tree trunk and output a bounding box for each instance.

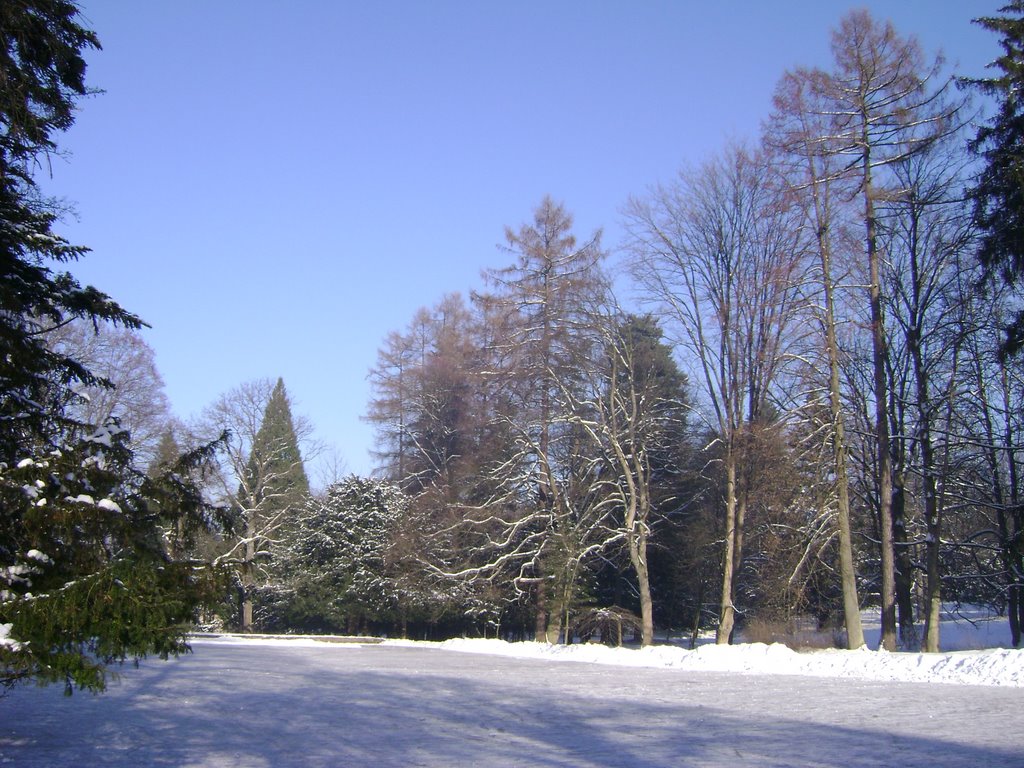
[241,525,255,632]
[717,451,738,644]
[920,467,942,653]
[913,329,943,652]
[816,156,865,650]
[864,153,898,652]
[826,306,865,647]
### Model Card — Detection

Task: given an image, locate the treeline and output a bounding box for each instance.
[175,8,1024,652]
[255,9,1021,651]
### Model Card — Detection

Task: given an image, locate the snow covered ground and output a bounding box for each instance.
[385,606,1024,688]
[0,609,1021,766]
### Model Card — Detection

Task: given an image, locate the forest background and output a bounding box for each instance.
[4,1,1024,695]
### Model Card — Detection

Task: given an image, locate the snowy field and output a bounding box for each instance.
[1,611,1022,767]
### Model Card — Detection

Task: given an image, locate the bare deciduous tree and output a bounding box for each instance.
[626,144,808,643]
[45,319,172,467]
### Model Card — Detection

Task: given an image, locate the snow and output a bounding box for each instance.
[187,607,1024,688]
[84,424,126,447]
[2,636,1023,767]
[0,608,1022,766]
[414,637,1023,687]
[24,549,50,564]
[97,498,122,514]
[0,622,21,650]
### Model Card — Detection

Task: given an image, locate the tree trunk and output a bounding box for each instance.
[241,532,255,632]
[891,478,918,649]
[816,158,865,650]
[717,452,738,644]
[864,151,898,652]
[629,524,655,647]
[534,581,549,642]
[917,358,943,654]
[921,505,942,652]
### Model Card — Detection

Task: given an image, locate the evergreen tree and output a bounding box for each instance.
[967,1,1024,355]
[0,1,226,693]
[241,378,309,514]
[232,378,309,631]
[148,429,182,478]
[283,476,407,634]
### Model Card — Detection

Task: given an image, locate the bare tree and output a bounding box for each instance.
[879,122,975,651]
[566,311,689,646]
[765,10,960,651]
[461,196,609,642]
[955,276,1024,646]
[626,144,808,643]
[820,10,960,651]
[367,294,480,496]
[45,319,172,467]
[766,66,867,648]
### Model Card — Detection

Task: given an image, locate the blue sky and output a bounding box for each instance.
[49,1,997,480]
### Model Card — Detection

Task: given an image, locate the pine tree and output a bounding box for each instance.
[148,429,182,477]
[967,1,1024,355]
[0,1,225,693]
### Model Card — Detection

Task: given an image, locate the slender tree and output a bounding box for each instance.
[576,312,689,646]
[766,67,866,648]
[814,10,959,650]
[449,197,609,642]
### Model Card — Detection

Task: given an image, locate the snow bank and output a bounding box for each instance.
[192,633,371,649]
[420,637,1024,687]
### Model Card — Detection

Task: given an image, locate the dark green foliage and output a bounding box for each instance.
[0,1,140,460]
[0,2,226,692]
[1,425,228,693]
[240,378,309,514]
[275,476,407,633]
[613,314,690,484]
[968,1,1024,354]
[0,0,98,164]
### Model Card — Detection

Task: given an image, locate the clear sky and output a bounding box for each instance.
[48,1,998,482]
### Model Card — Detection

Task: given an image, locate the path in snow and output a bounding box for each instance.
[1,641,1021,767]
